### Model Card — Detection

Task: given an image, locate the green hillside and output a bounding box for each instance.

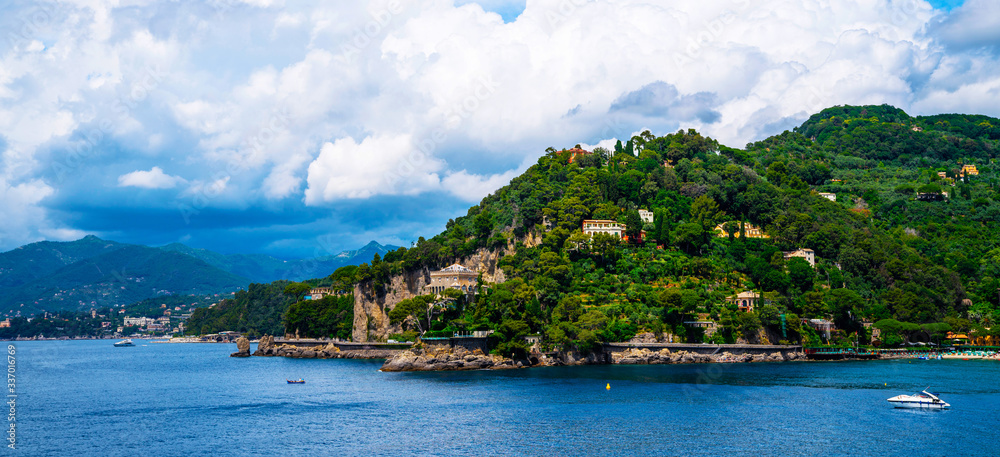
[0,245,250,315]
[178,105,1000,351]
[350,104,999,352]
[0,235,129,288]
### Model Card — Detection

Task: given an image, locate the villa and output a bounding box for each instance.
[426,264,479,295]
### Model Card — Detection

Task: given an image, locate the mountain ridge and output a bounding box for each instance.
[0,236,399,316]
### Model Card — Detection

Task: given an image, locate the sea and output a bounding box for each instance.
[9,340,1000,456]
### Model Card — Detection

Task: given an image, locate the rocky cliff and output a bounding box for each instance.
[351,231,542,342]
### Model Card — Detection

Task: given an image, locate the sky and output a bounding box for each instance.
[2,0,1000,259]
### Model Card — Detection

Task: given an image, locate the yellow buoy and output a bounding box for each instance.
[606,383,611,390]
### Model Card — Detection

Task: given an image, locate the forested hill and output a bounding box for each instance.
[196,104,999,350]
[334,104,999,352]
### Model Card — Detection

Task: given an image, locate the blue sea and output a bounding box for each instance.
[10,340,1000,456]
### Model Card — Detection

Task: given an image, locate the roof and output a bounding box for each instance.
[733,291,760,299]
[438,264,474,273]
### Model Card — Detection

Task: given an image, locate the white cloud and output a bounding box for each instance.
[304,134,443,202]
[3,0,1000,252]
[441,168,522,202]
[928,0,1000,52]
[117,167,186,189]
[0,177,55,249]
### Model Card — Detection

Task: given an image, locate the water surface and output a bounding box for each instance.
[13,341,1000,456]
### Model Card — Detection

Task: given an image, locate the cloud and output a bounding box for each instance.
[117,167,186,189]
[2,0,1000,256]
[304,134,444,202]
[610,81,721,123]
[441,168,522,202]
[928,0,1000,52]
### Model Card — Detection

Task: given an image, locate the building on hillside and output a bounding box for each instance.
[727,291,761,313]
[564,148,592,164]
[783,248,816,267]
[426,264,479,295]
[306,287,334,300]
[683,319,718,337]
[911,126,923,132]
[714,223,769,239]
[622,230,647,243]
[582,219,625,238]
[961,164,979,176]
[0,319,9,328]
[638,209,654,224]
[818,192,836,202]
[123,317,154,327]
[806,318,835,340]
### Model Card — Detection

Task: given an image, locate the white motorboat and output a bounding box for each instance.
[887,389,949,409]
[114,339,135,347]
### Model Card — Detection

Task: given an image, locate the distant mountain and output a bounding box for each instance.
[158,240,399,283]
[0,235,128,288]
[0,244,249,316]
[0,236,398,316]
[157,243,290,283]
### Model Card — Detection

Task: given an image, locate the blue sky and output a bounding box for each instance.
[2,0,999,259]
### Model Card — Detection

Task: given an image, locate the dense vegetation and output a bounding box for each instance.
[283,294,355,340]
[344,104,1000,353]
[185,281,294,337]
[183,104,1000,352]
[187,268,360,338]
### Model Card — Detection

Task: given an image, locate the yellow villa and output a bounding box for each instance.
[715,223,769,239]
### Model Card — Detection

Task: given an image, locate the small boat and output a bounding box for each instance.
[114,339,135,347]
[287,379,305,384]
[887,389,950,409]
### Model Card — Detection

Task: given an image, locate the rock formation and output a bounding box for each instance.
[252,335,275,356]
[609,347,805,364]
[380,346,520,372]
[230,336,251,357]
[251,335,403,359]
[351,232,540,342]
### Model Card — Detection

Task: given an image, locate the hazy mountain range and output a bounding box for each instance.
[0,235,396,316]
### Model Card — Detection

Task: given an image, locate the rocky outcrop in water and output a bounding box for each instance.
[251,335,402,359]
[609,348,805,364]
[252,335,275,356]
[230,337,251,357]
[380,346,520,372]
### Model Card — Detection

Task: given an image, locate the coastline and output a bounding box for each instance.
[239,336,1000,370]
[378,345,808,372]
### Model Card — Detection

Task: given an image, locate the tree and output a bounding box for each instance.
[672,222,704,254]
[690,195,723,230]
[283,282,312,301]
[787,258,815,292]
[874,318,920,346]
[625,209,643,244]
[474,211,492,242]
[722,221,739,241]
